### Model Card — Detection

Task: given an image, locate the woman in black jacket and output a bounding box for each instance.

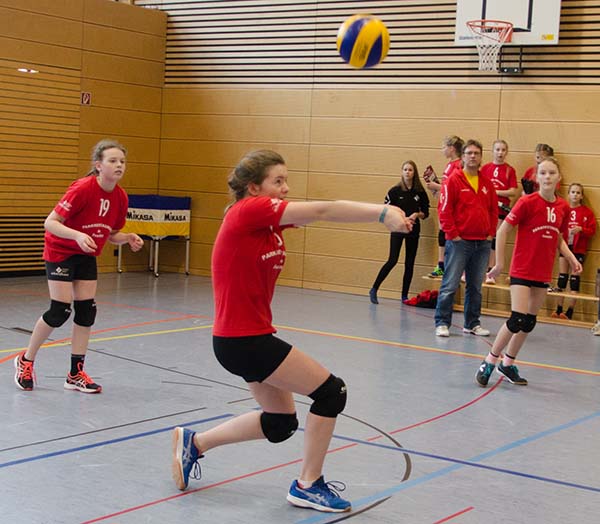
[370,160,430,304]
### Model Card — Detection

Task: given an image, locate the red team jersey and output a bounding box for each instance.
[44,176,128,262]
[212,196,289,337]
[480,162,517,213]
[521,166,539,193]
[442,158,462,183]
[505,193,570,283]
[564,204,596,254]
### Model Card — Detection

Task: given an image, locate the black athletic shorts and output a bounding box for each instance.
[509,276,549,288]
[558,250,585,264]
[46,255,97,281]
[213,333,293,383]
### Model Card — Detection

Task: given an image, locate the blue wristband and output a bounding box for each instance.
[379,207,388,224]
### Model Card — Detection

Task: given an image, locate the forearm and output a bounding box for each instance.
[45,215,79,240]
[282,200,387,226]
[109,232,131,245]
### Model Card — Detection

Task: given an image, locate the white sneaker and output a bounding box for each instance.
[435,325,450,337]
[485,276,496,285]
[592,321,600,336]
[463,325,490,337]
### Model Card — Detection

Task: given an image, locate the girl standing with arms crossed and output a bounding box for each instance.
[172,150,413,513]
[14,140,144,393]
[476,157,582,387]
[521,143,554,195]
[369,160,429,304]
[552,183,596,319]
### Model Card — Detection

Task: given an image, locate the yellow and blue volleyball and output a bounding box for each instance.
[336,14,390,69]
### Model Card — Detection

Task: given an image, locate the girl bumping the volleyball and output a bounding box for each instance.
[476,157,582,387]
[172,150,413,513]
[14,140,144,393]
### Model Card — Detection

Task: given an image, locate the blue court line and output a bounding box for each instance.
[0,414,233,470]
[296,409,600,524]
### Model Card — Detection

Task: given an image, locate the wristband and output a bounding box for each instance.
[378,206,388,224]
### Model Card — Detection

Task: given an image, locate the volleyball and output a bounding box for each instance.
[336,14,390,69]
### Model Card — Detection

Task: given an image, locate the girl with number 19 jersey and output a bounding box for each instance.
[505,192,570,283]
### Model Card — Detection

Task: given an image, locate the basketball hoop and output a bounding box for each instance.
[466,20,513,72]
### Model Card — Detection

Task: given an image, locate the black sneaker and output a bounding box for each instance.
[476,360,495,387]
[369,288,378,304]
[497,363,528,385]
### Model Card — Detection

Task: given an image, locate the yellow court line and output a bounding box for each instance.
[2,322,598,377]
[0,325,213,354]
[275,324,600,377]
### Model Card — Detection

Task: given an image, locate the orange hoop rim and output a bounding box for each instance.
[467,19,513,43]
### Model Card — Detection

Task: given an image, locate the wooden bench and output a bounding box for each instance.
[422,275,598,327]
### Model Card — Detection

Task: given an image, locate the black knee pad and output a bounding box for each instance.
[438,230,446,248]
[522,314,537,333]
[260,412,298,443]
[557,273,568,290]
[506,311,528,333]
[569,275,581,292]
[491,237,496,251]
[73,299,97,327]
[42,300,72,328]
[309,374,347,418]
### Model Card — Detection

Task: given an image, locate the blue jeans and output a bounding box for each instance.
[434,239,492,329]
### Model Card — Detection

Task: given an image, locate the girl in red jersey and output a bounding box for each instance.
[476,157,582,387]
[480,139,518,284]
[521,143,554,195]
[552,183,596,320]
[172,150,413,513]
[423,135,464,278]
[14,140,144,393]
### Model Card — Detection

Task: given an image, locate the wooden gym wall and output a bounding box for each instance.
[0,0,165,274]
[133,0,600,322]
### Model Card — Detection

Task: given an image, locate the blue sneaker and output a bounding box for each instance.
[172,427,203,491]
[287,476,351,513]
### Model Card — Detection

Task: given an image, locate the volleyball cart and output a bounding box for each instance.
[118,194,191,277]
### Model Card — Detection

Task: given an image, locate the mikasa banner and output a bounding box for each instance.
[122,194,191,237]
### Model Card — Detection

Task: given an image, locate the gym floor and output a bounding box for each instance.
[1,273,599,524]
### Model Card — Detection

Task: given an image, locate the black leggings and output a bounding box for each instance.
[372,234,419,297]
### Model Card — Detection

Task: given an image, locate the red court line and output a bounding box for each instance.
[79,382,499,522]
[433,506,474,523]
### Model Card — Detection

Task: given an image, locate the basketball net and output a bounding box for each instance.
[466,20,513,72]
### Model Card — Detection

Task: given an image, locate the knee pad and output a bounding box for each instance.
[260,412,298,443]
[506,311,528,333]
[491,237,496,251]
[569,275,581,292]
[73,299,97,327]
[522,314,537,333]
[42,300,72,328]
[557,273,568,290]
[309,374,347,418]
[438,230,446,248]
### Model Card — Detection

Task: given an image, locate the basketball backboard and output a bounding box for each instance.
[455,0,562,46]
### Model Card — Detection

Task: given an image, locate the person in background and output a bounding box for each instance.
[434,139,497,338]
[480,139,518,284]
[423,135,464,278]
[521,143,554,195]
[14,139,144,393]
[476,157,582,387]
[370,160,430,304]
[171,150,414,514]
[552,183,596,320]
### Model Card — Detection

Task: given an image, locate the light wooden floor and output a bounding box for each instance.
[1,273,599,524]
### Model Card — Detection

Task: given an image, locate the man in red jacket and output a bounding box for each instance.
[434,139,498,337]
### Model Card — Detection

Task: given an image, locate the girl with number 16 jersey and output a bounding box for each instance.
[475,157,582,388]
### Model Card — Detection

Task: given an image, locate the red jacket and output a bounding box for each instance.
[438,169,498,241]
